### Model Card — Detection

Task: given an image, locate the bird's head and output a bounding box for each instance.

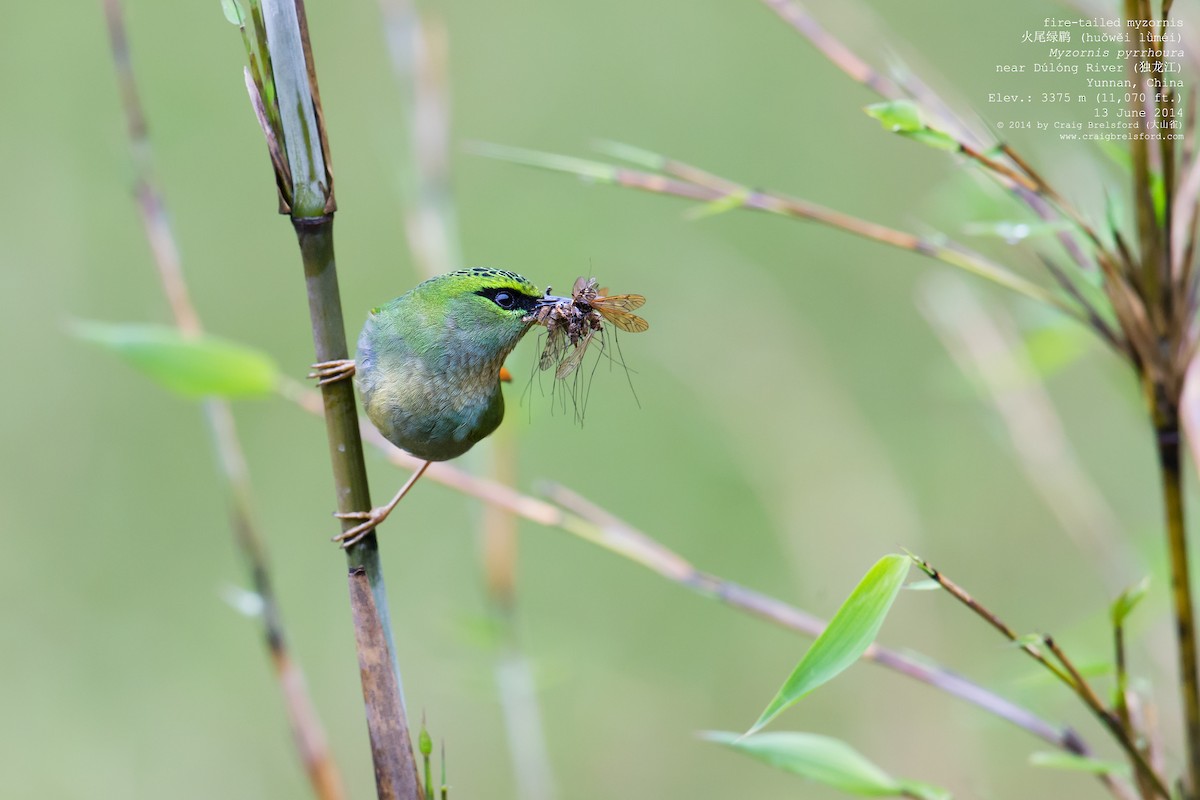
[409,268,557,367]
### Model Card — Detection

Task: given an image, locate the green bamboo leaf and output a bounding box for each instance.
[749,555,910,734]
[866,102,961,154]
[73,321,278,397]
[703,731,949,799]
[220,0,245,26]
[1111,576,1151,627]
[865,100,923,132]
[1029,751,1131,776]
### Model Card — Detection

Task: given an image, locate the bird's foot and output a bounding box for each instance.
[330,461,432,549]
[332,506,389,549]
[309,359,356,386]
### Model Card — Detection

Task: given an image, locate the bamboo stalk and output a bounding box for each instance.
[1151,392,1200,800]
[294,217,422,800]
[238,2,423,796]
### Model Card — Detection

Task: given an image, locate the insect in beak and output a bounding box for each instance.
[535,289,573,307]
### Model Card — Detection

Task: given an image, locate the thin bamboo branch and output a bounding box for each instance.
[913,557,1169,799]
[757,0,1119,319]
[543,483,1107,759]
[909,557,1071,685]
[757,0,903,100]
[1111,619,1154,800]
[999,145,1114,258]
[1035,253,1125,355]
[102,1,344,796]
[1042,635,1166,800]
[278,376,1097,758]
[472,143,1084,322]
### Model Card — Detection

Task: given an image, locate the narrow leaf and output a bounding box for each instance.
[703,731,899,796]
[865,100,923,133]
[1111,576,1151,627]
[1029,751,1131,776]
[703,731,949,799]
[220,0,245,25]
[750,555,910,733]
[73,321,278,397]
[866,102,962,154]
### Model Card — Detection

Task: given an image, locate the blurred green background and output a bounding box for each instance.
[1,0,1182,797]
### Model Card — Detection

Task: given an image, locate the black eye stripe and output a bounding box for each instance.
[476,287,539,312]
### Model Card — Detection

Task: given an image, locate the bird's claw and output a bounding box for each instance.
[328,461,431,550]
[332,507,385,549]
[309,359,356,386]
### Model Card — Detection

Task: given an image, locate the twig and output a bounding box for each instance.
[912,555,1170,799]
[758,0,1114,317]
[757,0,903,100]
[1043,635,1166,800]
[1035,253,1125,355]
[1112,616,1156,800]
[472,143,1083,322]
[102,2,345,797]
[908,556,1071,684]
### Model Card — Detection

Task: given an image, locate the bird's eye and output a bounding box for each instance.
[493,291,516,309]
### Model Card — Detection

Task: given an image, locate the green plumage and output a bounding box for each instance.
[354,269,544,461]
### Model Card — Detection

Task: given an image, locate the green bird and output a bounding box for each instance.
[311,267,561,547]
